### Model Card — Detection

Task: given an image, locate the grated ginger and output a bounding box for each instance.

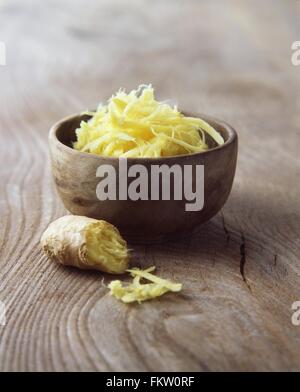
[108,266,182,303]
[73,84,224,158]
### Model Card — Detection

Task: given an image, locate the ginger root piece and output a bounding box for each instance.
[108,266,182,303]
[41,215,129,274]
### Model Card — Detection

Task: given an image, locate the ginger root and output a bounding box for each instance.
[41,215,129,274]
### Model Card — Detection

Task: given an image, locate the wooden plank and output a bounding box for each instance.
[0,0,299,371]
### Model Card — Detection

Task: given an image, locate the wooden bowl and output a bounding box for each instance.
[49,112,238,243]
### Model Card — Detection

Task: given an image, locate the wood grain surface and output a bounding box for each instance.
[0,0,300,372]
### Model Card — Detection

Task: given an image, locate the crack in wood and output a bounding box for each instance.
[221,212,230,245]
[274,254,278,266]
[239,232,252,292]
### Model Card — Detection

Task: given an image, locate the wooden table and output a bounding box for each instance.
[0,0,299,372]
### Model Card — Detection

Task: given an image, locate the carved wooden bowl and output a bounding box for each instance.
[49,112,238,243]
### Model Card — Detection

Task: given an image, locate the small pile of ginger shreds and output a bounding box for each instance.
[108,266,182,304]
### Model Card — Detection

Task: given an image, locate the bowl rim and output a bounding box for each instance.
[49,111,238,161]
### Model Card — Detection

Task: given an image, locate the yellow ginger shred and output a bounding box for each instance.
[108,266,182,303]
[74,84,224,158]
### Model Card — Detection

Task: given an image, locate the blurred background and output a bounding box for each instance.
[1,0,299,114]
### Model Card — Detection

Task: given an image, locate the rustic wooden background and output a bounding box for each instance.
[0,0,300,372]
